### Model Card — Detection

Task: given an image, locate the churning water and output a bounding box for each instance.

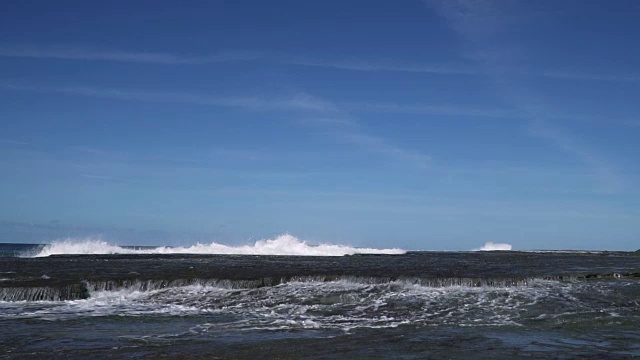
[0,238,639,359]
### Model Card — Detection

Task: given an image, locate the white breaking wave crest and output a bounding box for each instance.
[474,242,513,251]
[30,234,406,257]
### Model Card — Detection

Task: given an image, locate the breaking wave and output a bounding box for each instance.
[474,242,513,251]
[30,234,405,257]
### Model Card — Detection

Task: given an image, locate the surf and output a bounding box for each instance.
[29,234,406,257]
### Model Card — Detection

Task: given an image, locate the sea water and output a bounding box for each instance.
[0,237,639,359]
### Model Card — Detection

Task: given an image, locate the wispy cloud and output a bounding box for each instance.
[425,0,626,193]
[528,121,623,194]
[0,82,337,113]
[344,101,522,118]
[295,107,432,168]
[297,117,360,128]
[425,0,531,48]
[0,138,31,146]
[621,120,640,128]
[337,132,432,168]
[426,1,640,84]
[70,146,108,155]
[283,56,479,75]
[0,43,474,79]
[0,45,473,75]
[2,45,638,82]
[1,81,430,169]
[0,79,558,123]
[81,173,131,182]
[0,46,258,64]
[210,148,267,161]
[540,71,640,83]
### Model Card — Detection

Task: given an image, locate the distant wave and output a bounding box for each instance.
[474,242,513,251]
[30,234,406,257]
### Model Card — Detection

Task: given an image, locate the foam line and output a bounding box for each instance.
[30,234,406,257]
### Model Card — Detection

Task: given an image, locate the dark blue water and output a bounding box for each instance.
[1,243,639,359]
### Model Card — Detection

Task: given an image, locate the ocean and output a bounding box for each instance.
[0,237,639,359]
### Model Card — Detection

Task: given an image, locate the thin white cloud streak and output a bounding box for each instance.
[425,0,626,193]
[621,120,640,128]
[81,174,129,182]
[0,45,475,75]
[210,148,269,161]
[3,45,637,82]
[64,143,270,169]
[294,102,432,168]
[425,0,640,83]
[528,121,623,194]
[0,80,519,121]
[426,0,511,39]
[338,132,432,168]
[345,101,523,118]
[283,56,479,75]
[298,117,359,127]
[70,146,108,155]
[541,71,640,83]
[8,145,313,185]
[0,138,31,146]
[0,81,627,127]
[0,46,259,64]
[298,115,432,169]
[0,82,337,113]
[0,81,430,168]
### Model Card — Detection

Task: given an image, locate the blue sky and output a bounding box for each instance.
[1,0,639,250]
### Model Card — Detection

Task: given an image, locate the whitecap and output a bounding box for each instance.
[473,242,512,251]
[30,234,405,257]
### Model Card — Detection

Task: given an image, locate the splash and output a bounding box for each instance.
[31,234,405,257]
[474,242,512,251]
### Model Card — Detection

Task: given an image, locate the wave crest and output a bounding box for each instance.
[474,242,513,251]
[31,234,406,257]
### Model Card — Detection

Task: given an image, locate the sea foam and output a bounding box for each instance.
[474,242,513,251]
[31,234,405,257]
